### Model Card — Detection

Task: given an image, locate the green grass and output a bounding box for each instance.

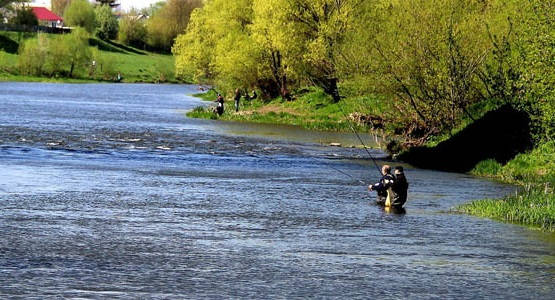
[459,184,554,231]
[188,86,387,133]
[463,141,555,231]
[0,30,178,83]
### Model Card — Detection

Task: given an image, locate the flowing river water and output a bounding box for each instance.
[0,82,553,299]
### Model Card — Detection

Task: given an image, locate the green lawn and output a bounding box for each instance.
[0,31,177,83]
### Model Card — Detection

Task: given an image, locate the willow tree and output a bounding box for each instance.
[279,0,365,102]
[173,0,259,90]
[369,0,514,138]
[147,0,203,52]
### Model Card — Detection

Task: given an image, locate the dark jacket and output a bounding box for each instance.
[391,173,408,207]
[371,173,395,205]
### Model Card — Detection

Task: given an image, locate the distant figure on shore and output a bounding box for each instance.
[216,93,224,116]
[249,90,257,100]
[368,165,395,207]
[234,88,241,112]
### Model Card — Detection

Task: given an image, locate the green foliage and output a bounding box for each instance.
[465,141,555,230]
[64,0,97,33]
[471,159,503,177]
[95,4,119,40]
[51,0,71,17]
[118,14,147,48]
[175,0,552,145]
[16,28,91,78]
[459,185,554,232]
[146,0,202,52]
[10,6,38,26]
[514,0,555,141]
[17,35,47,76]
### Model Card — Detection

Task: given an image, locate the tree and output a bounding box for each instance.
[64,0,97,33]
[173,0,258,89]
[278,0,365,102]
[140,1,165,17]
[63,27,91,77]
[118,11,147,48]
[95,4,118,40]
[10,6,38,26]
[147,0,203,52]
[51,0,71,17]
[95,0,118,7]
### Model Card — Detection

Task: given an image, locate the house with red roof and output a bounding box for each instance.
[31,7,63,28]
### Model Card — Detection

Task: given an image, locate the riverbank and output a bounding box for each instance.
[457,142,554,231]
[188,89,554,231]
[187,87,387,133]
[0,31,178,84]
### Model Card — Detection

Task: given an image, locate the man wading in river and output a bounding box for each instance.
[369,165,409,209]
[368,165,395,207]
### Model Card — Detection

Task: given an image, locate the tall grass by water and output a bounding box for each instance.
[459,184,554,231]
[462,141,555,231]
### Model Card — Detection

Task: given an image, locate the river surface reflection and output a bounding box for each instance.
[0,82,553,299]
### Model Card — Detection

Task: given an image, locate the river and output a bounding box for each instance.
[0,82,553,299]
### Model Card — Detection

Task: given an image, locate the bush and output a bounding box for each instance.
[10,7,38,26]
[17,35,47,76]
[64,0,97,33]
[95,5,119,40]
[118,15,147,49]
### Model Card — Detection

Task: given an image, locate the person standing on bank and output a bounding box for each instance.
[216,93,224,116]
[368,165,395,206]
[234,88,241,112]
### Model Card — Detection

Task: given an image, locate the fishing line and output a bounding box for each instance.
[335,101,383,176]
[326,164,367,185]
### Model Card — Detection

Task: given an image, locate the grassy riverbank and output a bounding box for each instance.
[188,87,387,133]
[0,31,177,83]
[189,89,554,231]
[457,142,555,231]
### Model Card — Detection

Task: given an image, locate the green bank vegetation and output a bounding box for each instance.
[178,0,553,230]
[460,142,555,231]
[188,87,387,132]
[0,0,201,82]
[0,30,176,83]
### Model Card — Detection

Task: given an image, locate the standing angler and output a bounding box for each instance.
[368,165,395,207]
[234,88,241,112]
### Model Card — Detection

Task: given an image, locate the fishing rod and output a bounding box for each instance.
[327,164,367,185]
[335,101,383,176]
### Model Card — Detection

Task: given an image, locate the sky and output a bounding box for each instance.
[119,0,162,12]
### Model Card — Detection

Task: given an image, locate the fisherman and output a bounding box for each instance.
[368,164,395,206]
[234,88,241,112]
[250,90,257,100]
[216,93,224,116]
[391,166,409,208]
